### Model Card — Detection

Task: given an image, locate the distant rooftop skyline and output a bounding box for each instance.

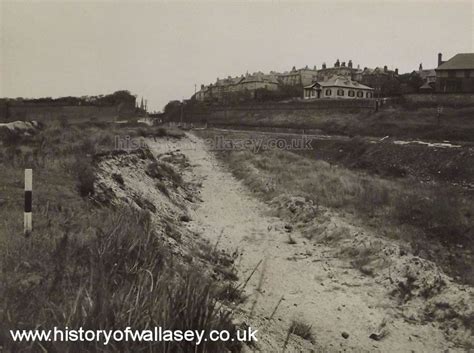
[1,0,472,111]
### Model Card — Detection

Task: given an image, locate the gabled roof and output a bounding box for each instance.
[437,53,474,70]
[305,75,373,90]
[419,82,434,90]
[362,67,394,75]
[215,76,244,86]
[241,74,279,85]
[418,69,436,79]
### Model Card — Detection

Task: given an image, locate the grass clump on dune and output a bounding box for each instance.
[0,122,239,352]
[195,130,473,284]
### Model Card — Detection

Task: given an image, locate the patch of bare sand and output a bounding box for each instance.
[148,134,472,352]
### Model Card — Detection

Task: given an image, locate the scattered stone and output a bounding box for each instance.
[341,332,349,339]
[180,214,191,222]
[369,333,385,341]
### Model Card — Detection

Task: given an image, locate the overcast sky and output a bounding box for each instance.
[1,0,473,111]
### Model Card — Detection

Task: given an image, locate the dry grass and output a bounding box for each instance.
[0,123,239,352]
[196,105,474,142]
[147,160,184,185]
[288,320,314,343]
[195,130,473,284]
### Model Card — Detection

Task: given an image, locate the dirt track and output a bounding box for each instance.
[148,134,469,352]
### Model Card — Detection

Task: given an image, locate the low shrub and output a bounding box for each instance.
[393,190,470,245]
[1,129,23,146]
[289,320,314,343]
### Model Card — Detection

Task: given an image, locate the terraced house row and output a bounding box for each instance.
[194,52,474,103]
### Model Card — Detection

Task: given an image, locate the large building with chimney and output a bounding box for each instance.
[315,60,399,96]
[194,59,403,103]
[195,73,279,102]
[278,66,318,86]
[316,59,360,82]
[436,53,474,93]
[359,66,400,97]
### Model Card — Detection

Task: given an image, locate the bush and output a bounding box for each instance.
[289,320,314,343]
[1,129,22,146]
[393,190,470,245]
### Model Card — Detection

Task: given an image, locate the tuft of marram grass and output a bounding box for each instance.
[289,320,315,343]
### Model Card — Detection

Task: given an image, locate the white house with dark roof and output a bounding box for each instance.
[303,76,374,99]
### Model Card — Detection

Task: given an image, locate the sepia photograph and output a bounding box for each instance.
[0,0,473,352]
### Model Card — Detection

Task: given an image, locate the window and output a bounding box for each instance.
[366,92,372,98]
[448,71,456,78]
[357,91,363,97]
[325,89,332,96]
[348,90,355,97]
[337,89,344,96]
[465,70,471,78]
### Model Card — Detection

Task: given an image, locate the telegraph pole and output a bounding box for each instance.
[180,97,184,125]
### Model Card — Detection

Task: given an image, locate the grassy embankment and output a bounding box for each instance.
[195,129,473,285]
[0,122,241,352]
[200,105,474,142]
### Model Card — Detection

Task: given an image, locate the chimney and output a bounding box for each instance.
[201,84,204,89]
[384,65,388,72]
[419,63,423,71]
[348,60,353,68]
[313,65,317,70]
[341,61,346,67]
[438,53,443,66]
[322,62,327,69]
[395,68,399,75]
[335,59,340,67]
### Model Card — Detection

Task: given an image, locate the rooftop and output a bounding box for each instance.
[305,75,373,90]
[437,53,474,70]
[414,69,436,80]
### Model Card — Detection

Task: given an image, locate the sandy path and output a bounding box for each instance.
[149,134,461,353]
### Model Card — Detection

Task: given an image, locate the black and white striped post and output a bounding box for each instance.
[24,169,32,236]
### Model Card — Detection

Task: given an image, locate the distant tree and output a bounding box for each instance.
[381,78,401,96]
[399,73,424,93]
[163,100,182,114]
[254,85,302,102]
